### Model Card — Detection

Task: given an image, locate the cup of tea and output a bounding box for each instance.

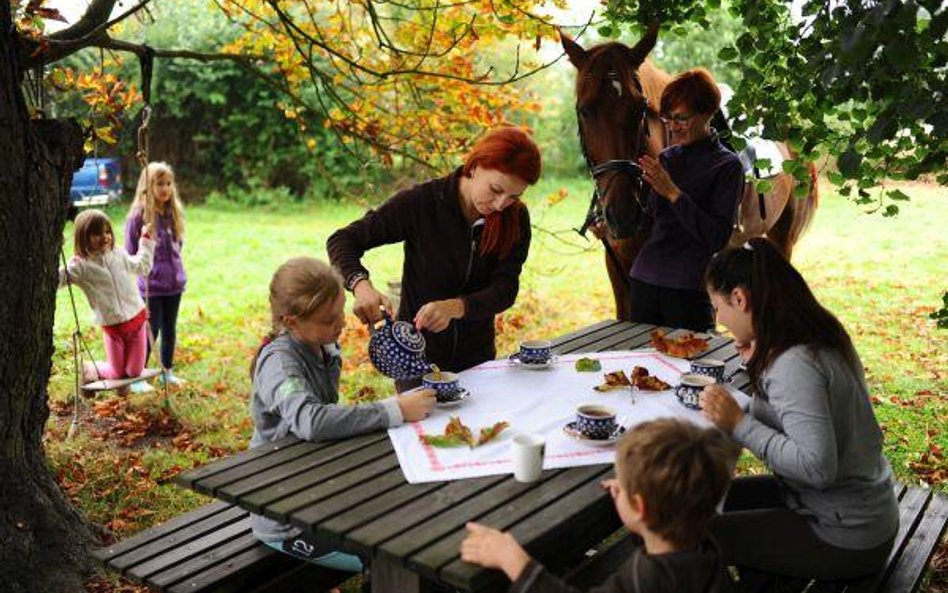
[422,371,461,403]
[518,340,552,365]
[575,404,618,439]
[690,358,726,383]
[512,433,545,482]
[675,373,716,409]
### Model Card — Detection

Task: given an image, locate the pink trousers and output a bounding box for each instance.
[94,321,148,379]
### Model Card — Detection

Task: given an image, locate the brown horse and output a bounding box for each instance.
[561,26,819,320]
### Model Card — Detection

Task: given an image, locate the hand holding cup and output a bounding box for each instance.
[398,388,436,421]
[700,384,743,433]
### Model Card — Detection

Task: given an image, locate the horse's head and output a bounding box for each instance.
[562,25,659,238]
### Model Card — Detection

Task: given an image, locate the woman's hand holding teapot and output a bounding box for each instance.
[353,279,393,325]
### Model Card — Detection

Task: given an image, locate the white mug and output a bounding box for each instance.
[512,433,545,483]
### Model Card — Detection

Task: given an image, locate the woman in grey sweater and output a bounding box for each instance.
[699,237,898,579]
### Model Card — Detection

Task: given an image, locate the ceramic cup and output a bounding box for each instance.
[675,373,716,410]
[512,433,545,482]
[422,371,461,403]
[518,340,552,365]
[575,404,618,440]
[690,358,726,383]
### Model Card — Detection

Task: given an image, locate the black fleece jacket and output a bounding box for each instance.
[327,167,531,372]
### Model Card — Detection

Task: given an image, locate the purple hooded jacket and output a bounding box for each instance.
[125,209,187,297]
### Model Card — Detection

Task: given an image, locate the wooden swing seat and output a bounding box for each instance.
[82,368,162,392]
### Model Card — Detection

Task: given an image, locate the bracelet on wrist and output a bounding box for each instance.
[345,271,370,293]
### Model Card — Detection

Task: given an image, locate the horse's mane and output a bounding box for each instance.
[637,59,673,114]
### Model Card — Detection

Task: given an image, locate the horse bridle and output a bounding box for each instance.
[575,70,652,239]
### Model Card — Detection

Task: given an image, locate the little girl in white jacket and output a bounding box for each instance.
[60,209,155,386]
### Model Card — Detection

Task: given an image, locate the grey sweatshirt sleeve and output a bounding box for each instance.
[254,353,403,442]
[732,347,839,488]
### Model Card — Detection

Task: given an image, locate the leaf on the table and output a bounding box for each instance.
[420,434,470,447]
[420,417,510,448]
[574,357,602,372]
[593,370,631,392]
[630,366,671,391]
[476,421,510,446]
[444,416,475,446]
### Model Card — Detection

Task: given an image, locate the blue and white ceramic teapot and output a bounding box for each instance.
[368,307,432,380]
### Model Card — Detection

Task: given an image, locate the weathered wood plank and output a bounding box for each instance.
[108,505,248,572]
[550,319,623,349]
[259,452,399,520]
[345,475,508,556]
[409,466,610,583]
[437,465,615,591]
[93,500,233,562]
[173,437,305,489]
[879,492,948,593]
[233,439,394,513]
[127,516,253,582]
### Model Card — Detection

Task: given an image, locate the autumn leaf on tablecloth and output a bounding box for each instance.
[476,422,510,446]
[630,366,671,391]
[594,371,631,392]
[574,357,602,372]
[444,416,475,446]
[420,416,510,448]
[420,433,471,448]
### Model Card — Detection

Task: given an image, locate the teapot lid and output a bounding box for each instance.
[390,319,426,353]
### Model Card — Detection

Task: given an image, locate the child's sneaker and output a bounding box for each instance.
[129,380,155,394]
[159,369,186,386]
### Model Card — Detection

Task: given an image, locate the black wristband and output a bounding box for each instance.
[345,271,369,293]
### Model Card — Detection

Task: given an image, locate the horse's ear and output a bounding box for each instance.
[559,28,588,69]
[627,22,660,66]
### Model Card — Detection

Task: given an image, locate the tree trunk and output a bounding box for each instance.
[0,4,96,592]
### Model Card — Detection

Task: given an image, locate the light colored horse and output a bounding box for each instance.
[562,27,819,320]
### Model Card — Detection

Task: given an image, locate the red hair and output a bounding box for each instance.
[461,127,541,258]
[660,68,721,117]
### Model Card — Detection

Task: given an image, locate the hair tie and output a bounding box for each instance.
[742,241,754,251]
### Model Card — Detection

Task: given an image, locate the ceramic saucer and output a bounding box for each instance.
[562,421,626,447]
[508,353,557,370]
[435,388,471,409]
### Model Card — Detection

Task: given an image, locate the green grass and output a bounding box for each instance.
[47,177,947,589]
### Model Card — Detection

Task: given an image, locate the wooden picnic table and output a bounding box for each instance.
[174,320,749,593]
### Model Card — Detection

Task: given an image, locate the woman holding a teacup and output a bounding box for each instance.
[328,127,541,387]
[699,238,898,580]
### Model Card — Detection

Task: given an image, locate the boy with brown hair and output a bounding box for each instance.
[460,418,738,593]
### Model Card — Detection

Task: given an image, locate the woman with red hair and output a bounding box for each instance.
[328,127,541,384]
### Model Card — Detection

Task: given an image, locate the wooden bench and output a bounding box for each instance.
[566,483,948,593]
[93,500,354,593]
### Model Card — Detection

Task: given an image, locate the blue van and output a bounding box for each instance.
[70,157,123,212]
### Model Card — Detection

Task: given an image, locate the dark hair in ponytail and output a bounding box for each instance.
[705,237,859,388]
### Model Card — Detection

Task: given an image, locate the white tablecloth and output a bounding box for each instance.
[388,350,749,483]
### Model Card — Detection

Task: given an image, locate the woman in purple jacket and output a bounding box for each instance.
[125,161,187,388]
[633,68,744,332]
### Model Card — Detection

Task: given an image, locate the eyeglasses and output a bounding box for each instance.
[659,112,695,125]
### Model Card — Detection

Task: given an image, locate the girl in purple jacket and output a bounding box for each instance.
[125,161,187,389]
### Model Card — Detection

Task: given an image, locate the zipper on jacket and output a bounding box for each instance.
[452,219,486,363]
